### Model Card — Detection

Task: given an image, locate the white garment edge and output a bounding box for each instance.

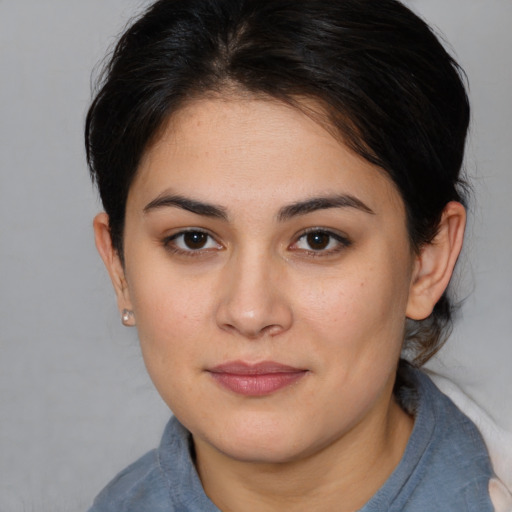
[428,372,512,512]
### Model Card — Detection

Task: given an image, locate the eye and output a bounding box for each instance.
[291,229,351,255]
[164,230,222,254]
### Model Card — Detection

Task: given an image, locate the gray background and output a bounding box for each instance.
[0,1,510,510]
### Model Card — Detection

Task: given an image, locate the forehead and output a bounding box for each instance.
[130,97,404,217]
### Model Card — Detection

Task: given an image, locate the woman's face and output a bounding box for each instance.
[111,97,419,463]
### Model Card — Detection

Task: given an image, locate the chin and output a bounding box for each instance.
[213,436,310,465]
[194,412,332,465]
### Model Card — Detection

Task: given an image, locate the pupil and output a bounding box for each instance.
[307,232,329,250]
[184,232,207,249]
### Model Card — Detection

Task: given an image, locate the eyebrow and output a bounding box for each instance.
[277,195,374,221]
[143,193,374,221]
[143,194,228,220]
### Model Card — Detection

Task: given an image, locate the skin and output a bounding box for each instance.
[94,97,466,511]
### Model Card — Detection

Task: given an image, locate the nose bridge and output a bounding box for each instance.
[215,243,292,338]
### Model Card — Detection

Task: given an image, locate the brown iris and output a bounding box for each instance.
[183,231,208,249]
[306,232,331,250]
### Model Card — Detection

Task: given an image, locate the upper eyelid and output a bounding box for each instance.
[163,228,221,247]
[294,227,351,242]
[167,227,211,238]
[163,226,221,241]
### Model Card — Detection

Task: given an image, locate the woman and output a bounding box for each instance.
[85,0,507,510]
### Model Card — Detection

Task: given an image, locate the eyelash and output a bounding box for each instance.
[162,228,351,258]
[290,228,352,257]
[162,229,222,257]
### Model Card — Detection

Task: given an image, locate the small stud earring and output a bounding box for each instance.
[121,309,135,326]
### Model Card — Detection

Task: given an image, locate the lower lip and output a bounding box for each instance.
[209,371,306,396]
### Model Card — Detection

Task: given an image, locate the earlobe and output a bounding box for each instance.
[93,213,134,317]
[406,202,466,320]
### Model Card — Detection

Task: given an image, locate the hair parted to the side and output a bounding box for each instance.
[85,0,470,366]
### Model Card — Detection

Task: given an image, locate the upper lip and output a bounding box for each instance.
[208,361,306,375]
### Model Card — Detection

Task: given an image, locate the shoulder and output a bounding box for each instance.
[88,449,170,512]
[418,369,492,463]
[417,370,494,509]
[88,416,219,512]
[401,367,495,510]
[364,365,496,512]
[428,371,512,511]
[429,371,512,491]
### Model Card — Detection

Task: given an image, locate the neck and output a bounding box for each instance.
[194,393,413,512]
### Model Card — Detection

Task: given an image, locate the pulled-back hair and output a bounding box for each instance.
[85,0,470,365]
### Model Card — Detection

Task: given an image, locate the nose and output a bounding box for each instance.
[215,249,293,339]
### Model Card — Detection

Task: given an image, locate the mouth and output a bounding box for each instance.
[207,361,308,397]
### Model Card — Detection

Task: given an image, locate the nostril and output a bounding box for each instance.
[262,324,285,337]
[219,322,279,339]
[220,323,239,335]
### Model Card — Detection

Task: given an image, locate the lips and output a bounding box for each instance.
[207,361,307,396]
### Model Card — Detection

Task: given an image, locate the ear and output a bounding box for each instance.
[406,201,466,320]
[93,212,135,326]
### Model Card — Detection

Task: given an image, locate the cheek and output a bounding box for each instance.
[126,263,217,369]
[295,259,411,361]
[127,271,216,414]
